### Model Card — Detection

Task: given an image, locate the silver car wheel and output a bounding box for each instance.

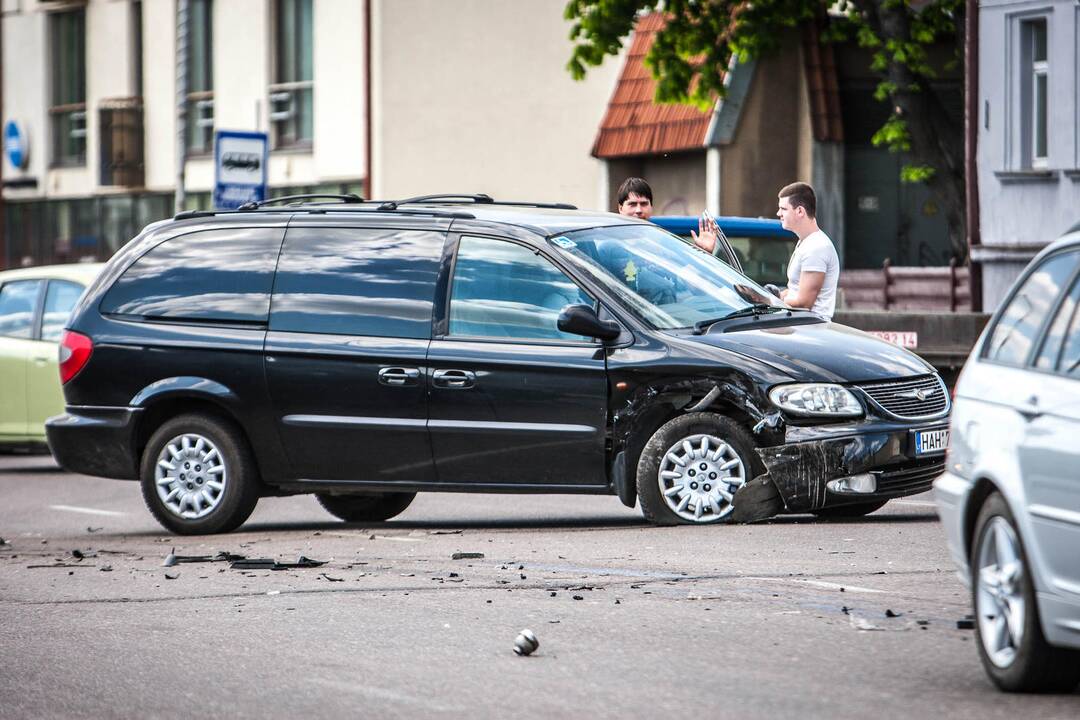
[154,433,227,520]
[657,433,746,523]
[975,516,1026,669]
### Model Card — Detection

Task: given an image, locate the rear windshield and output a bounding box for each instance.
[549,224,782,330]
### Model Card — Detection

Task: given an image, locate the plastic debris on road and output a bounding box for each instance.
[513,629,539,656]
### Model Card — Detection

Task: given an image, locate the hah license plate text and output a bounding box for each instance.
[914,428,949,456]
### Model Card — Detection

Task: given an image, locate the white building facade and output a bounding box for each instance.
[975,0,1080,309]
[1,0,619,268]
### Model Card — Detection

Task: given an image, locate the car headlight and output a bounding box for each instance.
[769,383,863,417]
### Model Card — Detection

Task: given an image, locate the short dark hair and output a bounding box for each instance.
[778,182,816,219]
[617,177,653,206]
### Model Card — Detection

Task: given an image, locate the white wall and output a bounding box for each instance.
[1,9,48,197]
[372,0,621,207]
[143,0,179,190]
[312,0,365,182]
[976,0,1080,309]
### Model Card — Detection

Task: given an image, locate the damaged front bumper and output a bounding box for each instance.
[754,420,949,514]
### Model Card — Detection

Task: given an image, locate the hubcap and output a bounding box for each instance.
[658,434,746,522]
[154,433,227,520]
[975,517,1026,668]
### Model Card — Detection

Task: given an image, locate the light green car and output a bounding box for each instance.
[0,262,104,451]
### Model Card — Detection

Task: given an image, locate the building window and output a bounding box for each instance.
[270,0,313,149]
[50,9,87,166]
[1023,18,1048,168]
[186,0,214,155]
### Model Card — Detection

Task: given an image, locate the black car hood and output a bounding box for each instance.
[679,320,935,383]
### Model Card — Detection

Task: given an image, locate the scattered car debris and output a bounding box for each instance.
[163,549,247,567]
[452,552,484,560]
[849,614,884,631]
[885,609,902,618]
[572,595,584,601]
[956,616,975,630]
[27,563,91,569]
[429,529,463,535]
[86,527,103,533]
[71,549,97,560]
[319,573,344,582]
[230,556,326,571]
[513,629,539,656]
[164,572,179,580]
[0,537,8,547]
[99,565,113,572]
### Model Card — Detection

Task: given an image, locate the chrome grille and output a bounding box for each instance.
[856,375,949,418]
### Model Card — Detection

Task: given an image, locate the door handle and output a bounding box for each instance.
[1019,395,1041,421]
[377,367,420,387]
[432,369,476,389]
[33,356,51,367]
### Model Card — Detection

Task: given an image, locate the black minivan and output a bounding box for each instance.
[47,195,950,534]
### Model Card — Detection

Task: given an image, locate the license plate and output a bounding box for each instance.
[914,428,949,456]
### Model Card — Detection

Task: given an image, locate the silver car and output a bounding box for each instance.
[935,229,1080,692]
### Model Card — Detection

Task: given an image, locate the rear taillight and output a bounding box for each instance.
[59,330,93,384]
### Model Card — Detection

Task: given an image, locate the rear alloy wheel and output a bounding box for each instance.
[971,493,1080,692]
[316,492,416,522]
[637,412,761,525]
[812,500,888,519]
[140,413,260,535]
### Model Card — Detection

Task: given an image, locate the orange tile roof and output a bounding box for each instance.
[592,13,714,158]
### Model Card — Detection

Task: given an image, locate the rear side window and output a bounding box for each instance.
[41,280,85,342]
[270,227,444,339]
[0,280,42,339]
[984,251,1079,366]
[100,228,283,323]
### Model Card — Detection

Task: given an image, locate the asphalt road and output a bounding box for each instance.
[1,453,1077,719]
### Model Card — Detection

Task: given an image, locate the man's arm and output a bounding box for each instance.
[783,270,825,309]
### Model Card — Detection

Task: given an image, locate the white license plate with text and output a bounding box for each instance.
[914,428,949,456]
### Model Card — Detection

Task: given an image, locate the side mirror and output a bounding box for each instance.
[557,304,622,342]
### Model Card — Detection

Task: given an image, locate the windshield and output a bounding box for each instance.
[549,224,784,330]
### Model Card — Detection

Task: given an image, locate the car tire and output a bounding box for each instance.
[971,492,1080,692]
[316,492,417,522]
[139,413,260,535]
[811,500,888,519]
[637,412,762,525]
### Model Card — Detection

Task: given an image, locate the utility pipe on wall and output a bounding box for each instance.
[174,0,189,214]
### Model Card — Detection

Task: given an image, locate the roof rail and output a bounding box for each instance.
[237,193,364,211]
[173,205,475,222]
[377,194,493,211]
[375,193,577,212]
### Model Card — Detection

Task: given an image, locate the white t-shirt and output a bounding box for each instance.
[787,229,839,320]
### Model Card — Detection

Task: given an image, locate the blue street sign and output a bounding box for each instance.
[213,130,268,210]
[4,121,29,170]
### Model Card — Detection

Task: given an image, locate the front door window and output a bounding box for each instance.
[448,236,594,342]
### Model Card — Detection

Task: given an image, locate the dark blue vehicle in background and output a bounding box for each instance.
[653,215,797,288]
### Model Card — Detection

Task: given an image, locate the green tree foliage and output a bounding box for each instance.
[566,0,968,261]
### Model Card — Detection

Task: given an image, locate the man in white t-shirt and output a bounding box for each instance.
[776,182,839,321]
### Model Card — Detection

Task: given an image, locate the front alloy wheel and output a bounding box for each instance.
[975,516,1026,669]
[636,412,761,526]
[970,492,1080,692]
[657,433,746,522]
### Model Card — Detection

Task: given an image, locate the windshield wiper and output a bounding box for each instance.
[692,304,785,335]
